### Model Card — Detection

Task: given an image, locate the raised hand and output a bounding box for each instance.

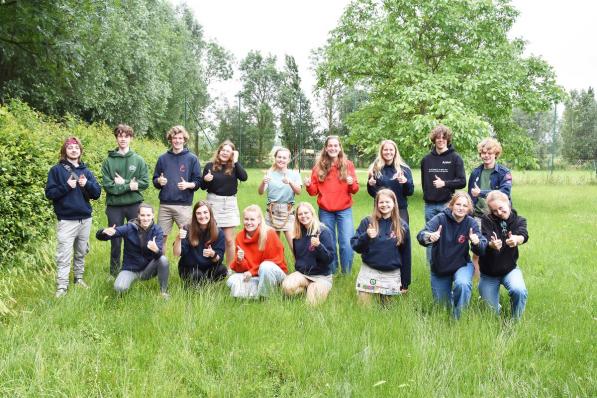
[469,228,480,245]
[67,174,77,189]
[203,245,215,258]
[262,171,271,185]
[177,176,190,190]
[428,225,442,243]
[232,150,239,163]
[281,173,289,185]
[147,236,159,253]
[471,182,481,197]
[178,227,187,240]
[129,177,138,191]
[489,231,502,251]
[203,169,214,182]
[505,231,519,248]
[368,175,376,186]
[396,171,407,184]
[303,176,311,187]
[432,174,445,189]
[310,233,321,248]
[237,247,245,261]
[346,175,354,185]
[78,173,87,187]
[367,224,378,239]
[114,172,125,185]
[157,172,168,187]
[104,224,117,237]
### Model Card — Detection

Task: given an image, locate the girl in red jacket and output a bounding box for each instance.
[227,205,287,298]
[305,136,359,274]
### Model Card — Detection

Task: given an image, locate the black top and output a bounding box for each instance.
[200,161,248,196]
[420,146,466,203]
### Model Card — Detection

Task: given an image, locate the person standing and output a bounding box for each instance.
[96,204,170,297]
[478,191,528,319]
[201,140,247,264]
[45,136,101,297]
[152,125,202,250]
[367,139,414,224]
[101,124,149,276]
[420,125,466,265]
[258,147,302,249]
[305,136,359,274]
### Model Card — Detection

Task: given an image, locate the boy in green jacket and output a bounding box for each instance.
[101,124,149,276]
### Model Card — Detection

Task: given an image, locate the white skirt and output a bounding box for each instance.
[206,193,240,228]
[355,263,402,296]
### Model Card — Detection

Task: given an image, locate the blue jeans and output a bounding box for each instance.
[319,208,354,274]
[424,202,447,265]
[479,267,527,319]
[430,262,474,319]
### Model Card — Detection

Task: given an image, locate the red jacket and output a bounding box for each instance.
[230,227,287,276]
[306,161,359,211]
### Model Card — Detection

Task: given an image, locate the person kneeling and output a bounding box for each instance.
[282,202,334,305]
[227,205,287,298]
[96,203,169,298]
[173,200,227,286]
[351,189,411,305]
[478,190,528,319]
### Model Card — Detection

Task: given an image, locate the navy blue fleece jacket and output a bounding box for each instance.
[367,165,414,209]
[292,225,334,276]
[152,148,201,205]
[179,227,225,272]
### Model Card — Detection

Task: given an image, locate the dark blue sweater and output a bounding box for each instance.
[96,220,164,272]
[152,148,202,205]
[45,160,101,220]
[351,217,412,288]
[367,164,414,209]
[292,225,334,276]
[179,228,225,272]
[416,208,487,276]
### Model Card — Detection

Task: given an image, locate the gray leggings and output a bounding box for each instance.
[114,256,169,293]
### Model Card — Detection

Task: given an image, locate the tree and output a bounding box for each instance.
[239,51,281,164]
[318,0,564,166]
[279,55,318,168]
[512,107,557,167]
[560,88,597,164]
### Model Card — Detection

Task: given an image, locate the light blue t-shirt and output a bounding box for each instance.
[266,169,302,204]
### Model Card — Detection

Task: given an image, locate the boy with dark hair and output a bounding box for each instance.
[101,124,149,276]
[45,136,101,297]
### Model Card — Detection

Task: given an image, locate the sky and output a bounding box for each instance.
[182,0,597,113]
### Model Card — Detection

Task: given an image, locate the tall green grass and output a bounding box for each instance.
[0,169,595,397]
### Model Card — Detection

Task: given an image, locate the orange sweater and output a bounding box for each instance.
[230,227,287,276]
[306,161,359,211]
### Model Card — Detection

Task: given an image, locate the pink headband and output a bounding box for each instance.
[64,138,79,147]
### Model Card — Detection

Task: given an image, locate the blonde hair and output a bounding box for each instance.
[477,137,502,158]
[486,190,509,206]
[293,202,322,239]
[269,147,291,172]
[370,189,404,245]
[368,139,410,178]
[448,191,473,215]
[243,205,270,251]
[166,125,190,143]
[314,136,349,182]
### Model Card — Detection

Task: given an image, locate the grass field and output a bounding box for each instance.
[1,169,595,397]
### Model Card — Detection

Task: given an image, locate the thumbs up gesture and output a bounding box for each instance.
[237,247,245,261]
[310,233,321,248]
[505,231,519,248]
[262,171,271,185]
[129,177,138,191]
[396,171,407,184]
[428,225,442,243]
[489,231,502,251]
[469,228,480,245]
[157,172,167,187]
[203,244,215,258]
[346,175,354,185]
[78,173,87,187]
[471,181,481,197]
[147,236,159,253]
[433,174,445,188]
[114,172,125,185]
[177,176,189,190]
[281,173,289,185]
[303,176,311,187]
[367,224,378,239]
[104,224,117,237]
[67,174,77,189]
[178,227,188,240]
[204,169,214,182]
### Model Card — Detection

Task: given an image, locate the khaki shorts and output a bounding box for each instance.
[157,204,192,235]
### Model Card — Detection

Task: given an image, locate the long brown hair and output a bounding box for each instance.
[210,140,236,175]
[188,201,219,248]
[314,136,348,182]
[370,189,404,245]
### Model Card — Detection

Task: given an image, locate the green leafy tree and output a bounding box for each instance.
[560,88,597,164]
[318,0,564,166]
[513,107,557,167]
[239,51,281,163]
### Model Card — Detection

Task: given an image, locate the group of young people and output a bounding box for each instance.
[45,123,528,318]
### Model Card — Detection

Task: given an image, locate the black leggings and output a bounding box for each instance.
[179,264,228,286]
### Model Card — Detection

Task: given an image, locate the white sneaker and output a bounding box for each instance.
[55,288,67,298]
[74,279,89,289]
